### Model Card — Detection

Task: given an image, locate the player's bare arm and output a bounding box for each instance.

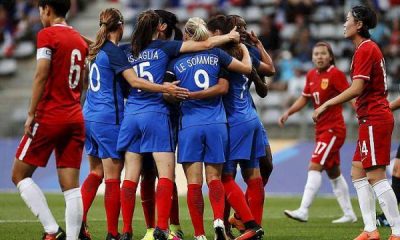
[188,78,229,100]
[250,67,268,98]
[247,30,275,76]
[279,95,308,127]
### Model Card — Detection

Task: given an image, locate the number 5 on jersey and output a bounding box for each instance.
[133,62,154,92]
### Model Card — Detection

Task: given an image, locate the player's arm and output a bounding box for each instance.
[278,95,308,127]
[162,71,180,103]
[225,44,252,75]
[250,67,268,98]
[313,79,364,122]
[122,68,189,99]
[247,31,275,77]
[390,97,400,111]
[25,59,50,137]
[189,78,229,100]
[179,27,239,53]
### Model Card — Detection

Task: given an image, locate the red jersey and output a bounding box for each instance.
[302,65,349,133]
[35,24,88,124]
[350,39,392,123]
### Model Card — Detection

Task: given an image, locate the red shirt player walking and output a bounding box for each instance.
[314,6,400,240]
[10,1,87,239]
[279,42,356,224]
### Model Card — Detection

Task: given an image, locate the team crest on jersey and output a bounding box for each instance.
[321,78,329,90]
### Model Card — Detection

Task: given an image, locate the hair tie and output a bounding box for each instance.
[99,22,107,27]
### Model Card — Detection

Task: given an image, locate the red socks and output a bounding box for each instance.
[104,179,120,236]
[156,178,174,230]
[222,175,254,223]
[187,184,205,236]
[170,183,180,225]
[81,173,102,222]
[208,180,225,220]
[140,176,156,228]
[246,178,265,225]
[121,180,138,233]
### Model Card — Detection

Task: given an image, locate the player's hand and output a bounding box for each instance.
[166,81,190,100]
[247,30,261,45]
[228,26,240,43]
[24,113,35,138]
[278,112,289,128]
[312,105,327,123]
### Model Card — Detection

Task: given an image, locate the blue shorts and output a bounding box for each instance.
[117,112,174,153]
[223,158,260,174]
[85,121,122,160]
[178,123,228,164]
[227,118,266,161]
[259,119,270,146]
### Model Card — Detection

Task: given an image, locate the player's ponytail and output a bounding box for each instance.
[131,10,160,58]
[155,10,183,40]
[184,17,209,42]
[88,8,124,62]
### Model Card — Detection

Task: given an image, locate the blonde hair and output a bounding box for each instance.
[184,17,209,41]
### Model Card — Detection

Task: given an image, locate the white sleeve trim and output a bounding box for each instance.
[302,92,311,97]
[36,47,52,60]
[353,75,370,80]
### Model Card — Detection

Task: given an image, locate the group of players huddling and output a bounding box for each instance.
[8,0,400,240]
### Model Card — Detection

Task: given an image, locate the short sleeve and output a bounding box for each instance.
[218,67,230,79]
[107,45,132,75]
[302,72,311,97]
[36,29,53,60]
[161,40,183,58]
[247,44,261,60]
[352,47,373,81]
[216,48,233,67]
[334,69,350,93]
[250,53,261,69]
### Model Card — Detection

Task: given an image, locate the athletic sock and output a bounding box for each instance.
[208,180,225,220]
[246,178,265,225]
[140,176,156,228]
[187,184,205,236]
[170,183,180,225]
[353,178,377,232]
[222,175,254,223]
[330,174,355,216]
[121,180,138,234]
[81,173,102,222]
[392,176,400,204]
[17,178,59,234]
[224,198,231,228]
[373,179,400,235]
[104,179,120,236]
[299,170,322,213]
[64,188,83,240]
[156,178,174,230]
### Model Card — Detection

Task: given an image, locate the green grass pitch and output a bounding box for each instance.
[0,193,392,239]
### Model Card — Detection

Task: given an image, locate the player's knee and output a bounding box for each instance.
[11,173,23,186]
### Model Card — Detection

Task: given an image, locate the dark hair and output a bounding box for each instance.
[131,10,160,58]
[351,5,377,38]
[38,0,70,18]
[314,41,335,65]
[207,15,227,34]
[88,8,124,62]
[155,10,183,40]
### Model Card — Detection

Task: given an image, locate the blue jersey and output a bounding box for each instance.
[121,40,182,115]
[83,41,131,125]
[246,44,261,69]
[169,48,233,129]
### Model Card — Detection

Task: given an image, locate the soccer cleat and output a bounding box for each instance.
[195,235,208,240]
[225,226,236,240]
[332,214,358,224]
[169,224,184,239]
[120,232,133,240]
[42,227,66,240]
[153,227,169,240]
[284,209,308,222]
[228,215,245,232]
[353,230,380,240]
[79,222,92,240]
[142,228,155,240]
[106,233,120,240]
[389,235,400,240]
[234,226,264,240]
[377,213,390,227]
[214,218,228,240]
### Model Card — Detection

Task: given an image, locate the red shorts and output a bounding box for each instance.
[353,120,393,169]
[311,129,345,169]
[15,122,85,169]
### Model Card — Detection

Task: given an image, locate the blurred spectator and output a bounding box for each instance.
[258,15,281,53]
[384,18,399,57]
[271,50,302,91]
[370,11,391,47]
[289,27,314,62]
[284,0,314,23]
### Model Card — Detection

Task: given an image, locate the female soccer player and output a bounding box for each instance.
[279,42,356,224]
[166,17,256,240]
[313,6,400,240]
[80,8,188,240]
[11,0,87,239]
[116,10,240,240]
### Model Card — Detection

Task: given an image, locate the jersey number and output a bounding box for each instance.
[194,69,209,90]
[314,141,327,155]
[69,49,82,89]
[312,92,320,105]
[240,75,249,99]
[133,62,154,92]
[89,63,100,92]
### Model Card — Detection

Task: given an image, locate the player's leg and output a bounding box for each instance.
[259,128,273,186]
[140,155,157,240]
[242,167,264,226]
[326,164,357,223]
[392,146,400,204]
[183,162,205,238]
